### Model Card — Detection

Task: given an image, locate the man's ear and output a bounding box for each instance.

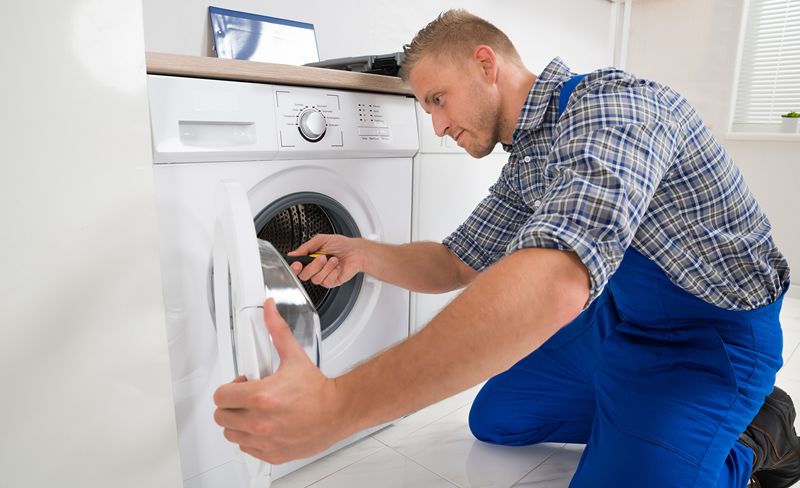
[473,45,498,83]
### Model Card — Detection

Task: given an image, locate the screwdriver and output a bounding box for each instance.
[282,253,326,266]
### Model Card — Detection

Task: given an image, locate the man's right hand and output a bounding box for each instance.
[288,234,365,288]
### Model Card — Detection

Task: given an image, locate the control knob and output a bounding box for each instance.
[297,108,327,142]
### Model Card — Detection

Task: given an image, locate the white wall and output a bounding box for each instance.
[0,0,182,486]
[625,0,800,288]
[143,0,616,75]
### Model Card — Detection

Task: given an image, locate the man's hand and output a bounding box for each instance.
[288,234,365,288]
[213,298,350,464]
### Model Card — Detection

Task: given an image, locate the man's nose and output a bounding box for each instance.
[431,113,450,138]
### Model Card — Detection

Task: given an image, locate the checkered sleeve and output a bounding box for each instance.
[508,89,682,303]
[443,160,530,272]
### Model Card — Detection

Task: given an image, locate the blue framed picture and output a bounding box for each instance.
[209,7,320,65]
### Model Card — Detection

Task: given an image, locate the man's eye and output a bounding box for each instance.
[433,96,441,105]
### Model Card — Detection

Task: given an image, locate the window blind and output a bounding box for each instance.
[732,0,800,133]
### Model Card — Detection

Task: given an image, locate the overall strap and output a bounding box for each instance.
[558,73,588,117]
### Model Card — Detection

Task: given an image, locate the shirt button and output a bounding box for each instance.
[534,199,542,207]
[524,156,532,163]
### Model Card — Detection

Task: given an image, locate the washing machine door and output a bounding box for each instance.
[212,179,321,487]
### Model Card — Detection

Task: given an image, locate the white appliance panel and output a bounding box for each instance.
[150,74,413,486]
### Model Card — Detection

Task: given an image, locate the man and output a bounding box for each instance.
[213,10,798,487]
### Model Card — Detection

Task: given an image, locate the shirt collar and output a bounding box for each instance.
[503,57,574,152]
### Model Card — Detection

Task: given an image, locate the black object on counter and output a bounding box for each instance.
[305,52,405,77]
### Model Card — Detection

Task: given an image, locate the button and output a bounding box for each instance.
[533,199,542,207]
[358,128,379,136]
[523,156,532,163]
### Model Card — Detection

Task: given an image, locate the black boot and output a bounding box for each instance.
[740,386,800,488]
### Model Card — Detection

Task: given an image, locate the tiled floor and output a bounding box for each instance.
[274,296,800,488]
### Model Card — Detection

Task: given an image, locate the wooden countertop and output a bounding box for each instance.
[145,52,415,97]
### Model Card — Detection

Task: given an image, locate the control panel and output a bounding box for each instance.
[275,89,343,148]
[273,86,418,159]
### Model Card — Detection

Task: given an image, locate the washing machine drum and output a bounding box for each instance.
[254,192,363,339]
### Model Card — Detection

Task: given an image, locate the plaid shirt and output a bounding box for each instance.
[444,58,789,310]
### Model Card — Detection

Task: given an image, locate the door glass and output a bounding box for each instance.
[257,239,321,368]
[254,192,363,339]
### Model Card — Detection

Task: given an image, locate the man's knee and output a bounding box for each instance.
[468,391,565,446]
[468,386,517,443]
[468,397,499,443]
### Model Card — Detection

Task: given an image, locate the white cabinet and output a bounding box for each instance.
[411,103,507,333]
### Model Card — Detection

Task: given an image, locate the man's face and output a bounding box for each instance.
[409,54,502,158]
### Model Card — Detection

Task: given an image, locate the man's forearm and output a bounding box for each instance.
[333,247,591,436]
[358,240,476,293]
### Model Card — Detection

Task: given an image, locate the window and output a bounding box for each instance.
[731,0,800,134]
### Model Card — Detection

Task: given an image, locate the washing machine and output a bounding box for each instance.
[410,102,507,334]
[147,74,418,487]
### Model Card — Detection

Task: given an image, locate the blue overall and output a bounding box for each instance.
[467,78,785,487]
[469,248,784,487]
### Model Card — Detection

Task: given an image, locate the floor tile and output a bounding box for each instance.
[272,436,385,488]
[372,383,483,446]
[779,336,800,382]
[774,298,800,379]
[306,447,458,488]
[781,329,800,364]
[512,444,584,487]
[781,297,800,324]
[390,405,564,488]
[774,378,800,431]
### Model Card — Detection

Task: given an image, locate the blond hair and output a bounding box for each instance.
[399,9,522,81]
